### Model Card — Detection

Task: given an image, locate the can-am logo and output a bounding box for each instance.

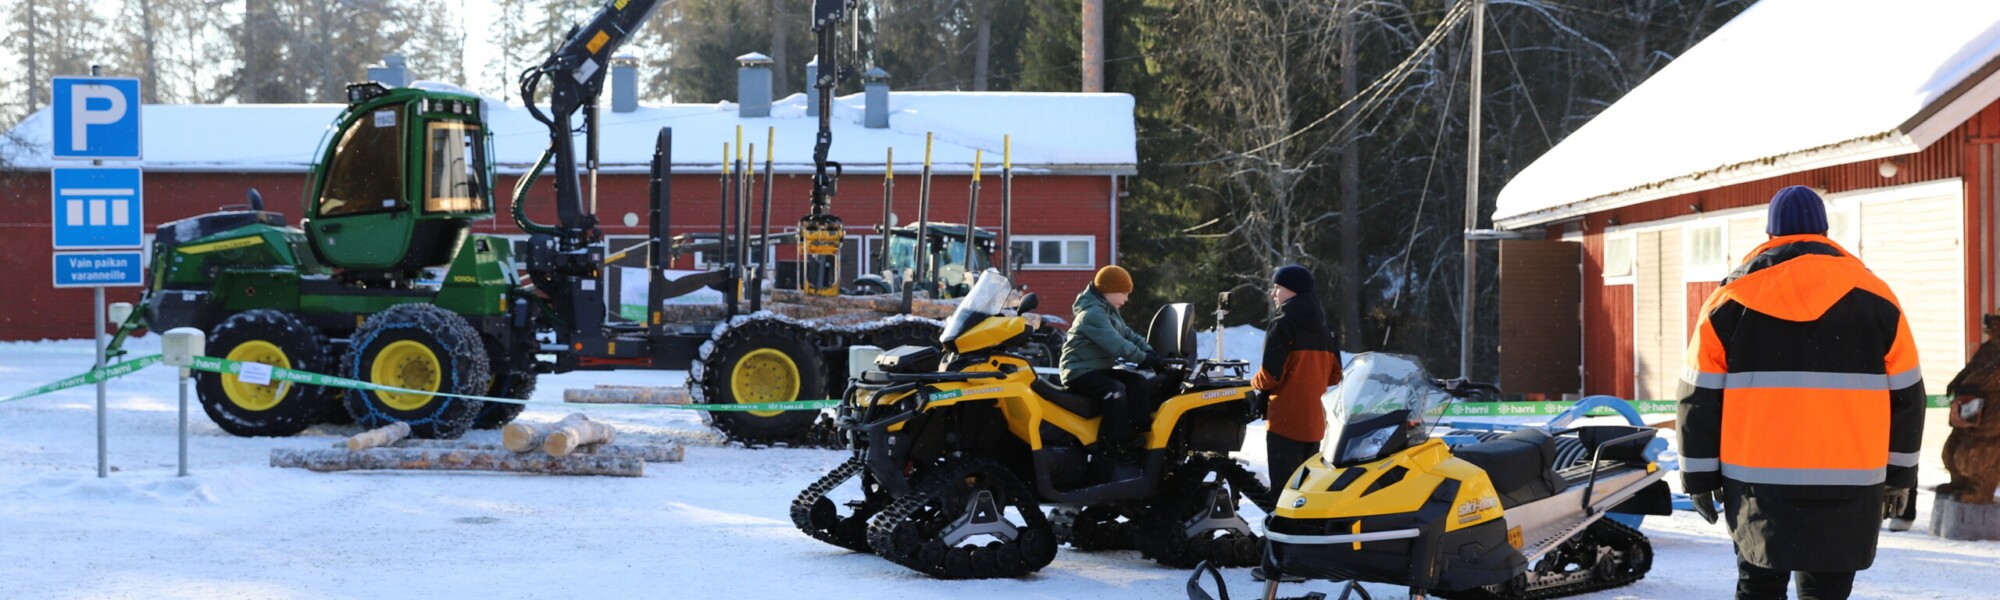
[1202,390,1238,400]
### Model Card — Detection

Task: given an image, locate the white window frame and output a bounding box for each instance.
[1826,199,1862,258]
[1602,232,1635,285]
[1009,235,1097,271]
[1682,220,1729,282]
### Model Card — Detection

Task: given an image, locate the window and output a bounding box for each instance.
[1009,235,1095,270]
[318,106,404,217]
[1828,203,1861,256]
[1685,222,1727,281]
[1602,234,1634,281]
[425,121,488,213]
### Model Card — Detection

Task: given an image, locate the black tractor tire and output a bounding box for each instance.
[471,371,536,429]
[866,320,943,352]
[193,310,335,437]
[340,304,492,439]
[470,335,534,429]
[695,319,826,445]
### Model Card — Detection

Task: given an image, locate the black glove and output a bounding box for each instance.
[1248,390,1269,420]
[1690,489,1721,525]
[1139,353,1166,371]
[1883,487,1912,520]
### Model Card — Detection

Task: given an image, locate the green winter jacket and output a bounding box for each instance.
[1059,285,1153,385]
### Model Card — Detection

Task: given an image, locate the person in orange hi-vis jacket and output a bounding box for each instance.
[1679,186,1925,600]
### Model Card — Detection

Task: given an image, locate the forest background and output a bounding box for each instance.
[0,0,1750,380]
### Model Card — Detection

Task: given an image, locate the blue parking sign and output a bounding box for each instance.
[52,168,144,249]
[53,77,142,161]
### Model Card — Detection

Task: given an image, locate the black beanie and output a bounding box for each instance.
[1766,186,1829,236]
[1273,265,1315,296]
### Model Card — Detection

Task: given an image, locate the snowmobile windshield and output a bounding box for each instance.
[1320,353,1452,466]
[940,269,1011,343]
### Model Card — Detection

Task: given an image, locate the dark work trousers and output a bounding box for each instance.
[1266,431,1317,507]
[1737,558,1855,600]
[1066,369,1157,446]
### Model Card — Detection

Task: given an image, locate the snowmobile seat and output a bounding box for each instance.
[1034,379,1101,419]
[1453,428,1565,508]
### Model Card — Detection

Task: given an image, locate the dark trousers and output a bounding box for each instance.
[1067,369,1157,445]
[1266,431,1317,506]
[1737,558,1855,600]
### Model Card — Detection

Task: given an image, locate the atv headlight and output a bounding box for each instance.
[1340,424,1397,465]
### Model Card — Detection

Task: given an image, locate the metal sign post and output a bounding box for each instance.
[52,68,143,478]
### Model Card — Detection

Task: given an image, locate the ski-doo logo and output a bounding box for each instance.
[1456,495,1499,520]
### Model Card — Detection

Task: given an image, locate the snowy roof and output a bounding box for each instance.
[0,91,1136,176]
[1494,0,2000,228]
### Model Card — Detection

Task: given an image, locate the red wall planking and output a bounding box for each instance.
[0,170,1114,340]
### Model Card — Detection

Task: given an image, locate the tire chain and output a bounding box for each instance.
[1436,517,1653,600]
[864,458,1060,579]
[693,318,812,445]
[1132,452,1272,569]
[791,455,883,553]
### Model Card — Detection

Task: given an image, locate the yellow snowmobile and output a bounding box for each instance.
[1190,353,1671,600]
[793,270,1268,578]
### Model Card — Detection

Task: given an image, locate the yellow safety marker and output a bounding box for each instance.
[973,150,983,181]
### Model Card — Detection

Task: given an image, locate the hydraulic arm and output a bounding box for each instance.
[799,0,859,296]
[515,0,667,352]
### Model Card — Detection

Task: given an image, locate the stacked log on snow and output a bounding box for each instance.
[563,384,693,405]
[270,415,683,478]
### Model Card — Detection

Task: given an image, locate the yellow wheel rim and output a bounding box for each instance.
[371,340,442,411]
[222,340,293,411]
[730,348,800,418]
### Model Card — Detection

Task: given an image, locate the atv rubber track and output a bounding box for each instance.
[791,455,883,553]
[864,458,1060,579]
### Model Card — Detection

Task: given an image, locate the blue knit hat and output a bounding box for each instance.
[1273,265,1315,296]
[1766,186,1829,236]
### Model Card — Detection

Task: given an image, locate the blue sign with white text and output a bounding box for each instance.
[52,77,143,161]
[53,251,144,288]
[51,168,144,249]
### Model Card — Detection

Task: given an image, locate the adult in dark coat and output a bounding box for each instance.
[1253,265,1343,506]
[1678,186,1925,600]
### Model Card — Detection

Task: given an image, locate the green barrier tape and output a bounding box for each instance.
[183,356,836,412]
[0,353,1962,416]
[0,355,163,404]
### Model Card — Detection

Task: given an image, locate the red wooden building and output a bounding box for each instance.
[0,90,1137,340]
[1491,0,2000,400]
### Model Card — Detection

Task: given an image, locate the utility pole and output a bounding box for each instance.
[1460,0,1484,380]
[772,0,790,97]
[1081,0,1103,92]
[1338,0,1361,351]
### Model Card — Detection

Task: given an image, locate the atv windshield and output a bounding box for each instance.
[940,269,1011,343]
[1320,353,1452,467]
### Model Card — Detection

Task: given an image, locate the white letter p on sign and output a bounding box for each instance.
[70,85,128,152]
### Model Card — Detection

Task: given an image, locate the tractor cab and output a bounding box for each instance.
[303,83,496,281]
[863,223,998,298]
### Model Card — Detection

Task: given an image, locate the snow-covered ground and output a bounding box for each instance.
[1,337,1993,599]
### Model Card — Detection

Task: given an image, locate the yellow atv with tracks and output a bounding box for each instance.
[793,270,1269,578]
